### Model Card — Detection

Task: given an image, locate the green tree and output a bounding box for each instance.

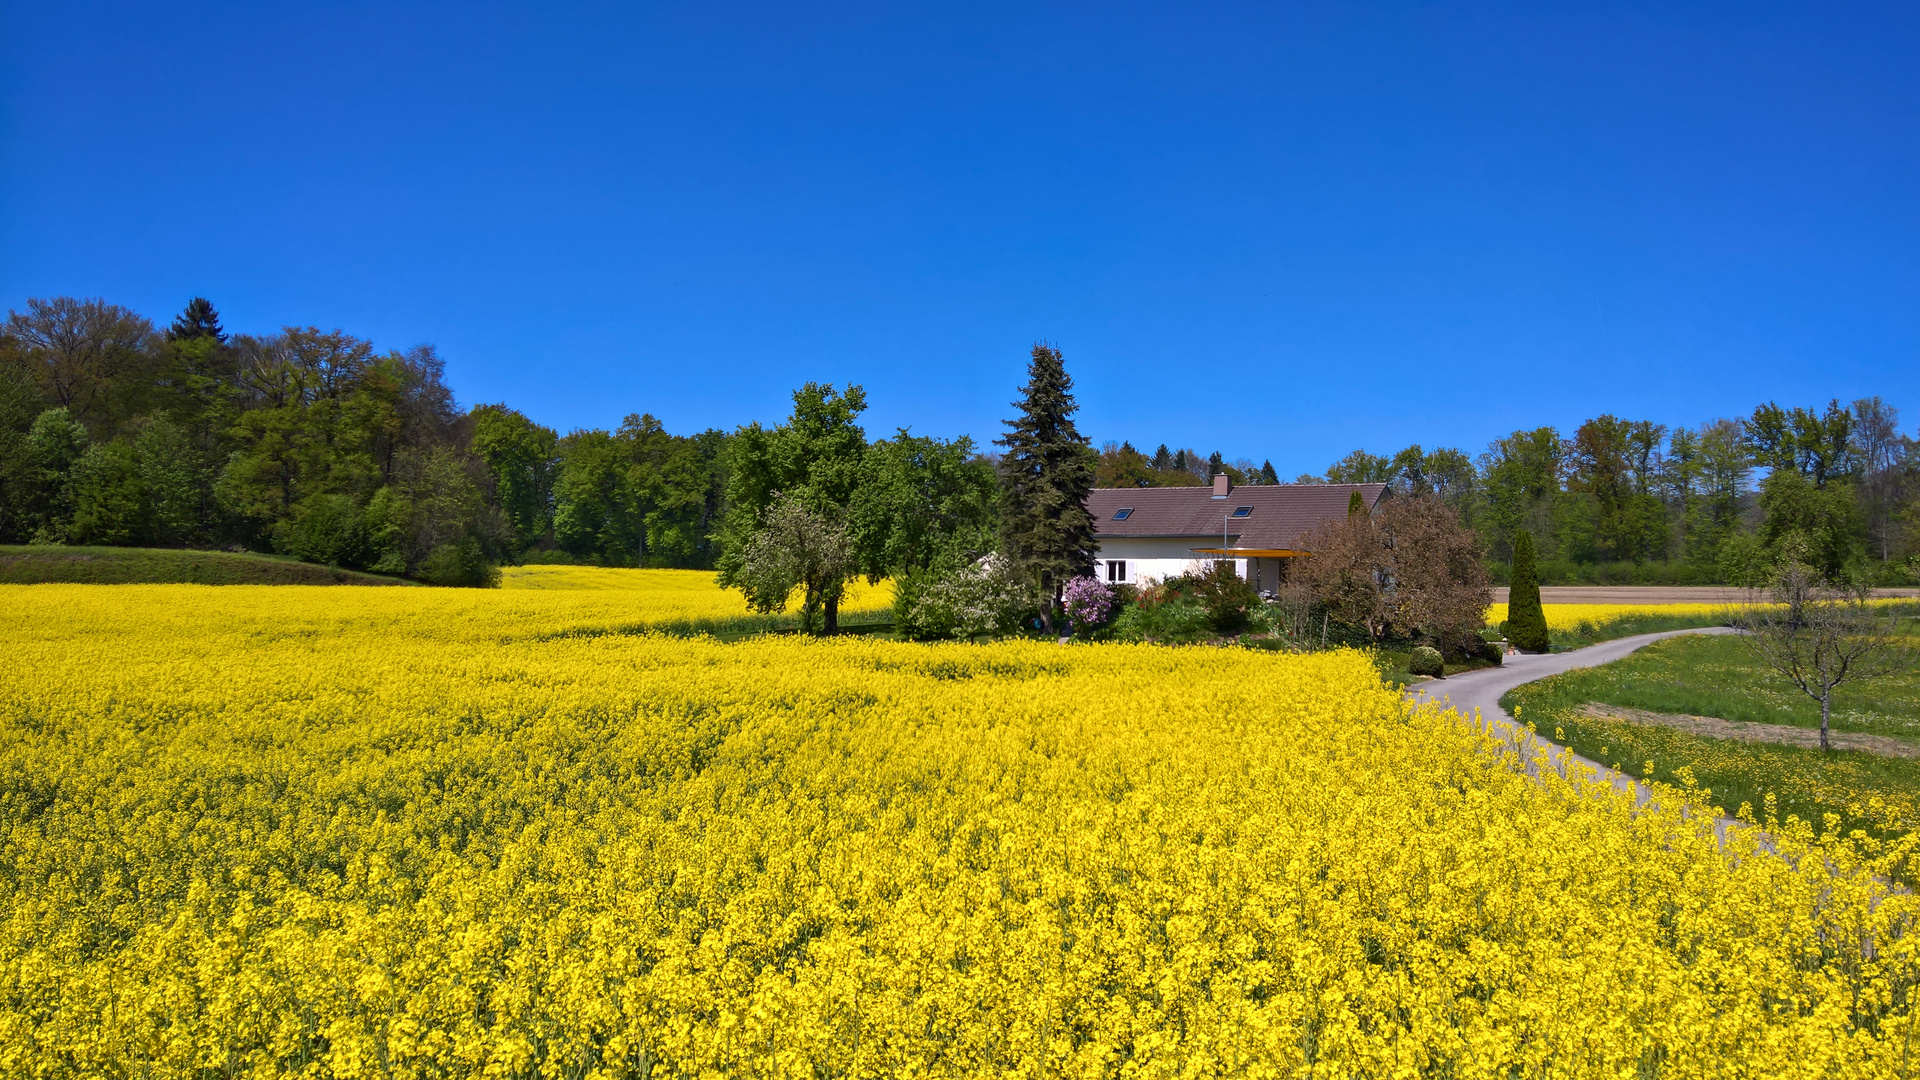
[1505,529,1550,652]
[995,345,1096,633]
[1095,441,1155,488]
[1259,460,1280,485]
[1326,449,1395,484]
[553,428,640,560]
[21,408,91,540]
[66,441,143,545]
[1478,427,1562,563]
[732,494,858,633]
[1757,469,1861,580]
[849,431,998,579]
[470,404,557,556]
[719,383,870,632]
[167,297,226,343]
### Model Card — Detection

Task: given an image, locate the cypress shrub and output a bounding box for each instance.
[1505,529,1551,652]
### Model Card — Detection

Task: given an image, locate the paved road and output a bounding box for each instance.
[1404,627,1742,812]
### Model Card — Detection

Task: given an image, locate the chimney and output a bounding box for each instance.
[1212,473,1230,499]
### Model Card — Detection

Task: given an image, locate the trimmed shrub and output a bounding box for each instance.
[1408,645,1445,677]
[1505,530,1551,653]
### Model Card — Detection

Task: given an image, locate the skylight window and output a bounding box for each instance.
[1112,508,1133,520]
[1231,505,1253,518]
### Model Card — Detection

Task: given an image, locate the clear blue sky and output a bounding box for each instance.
[4,3,1916,476]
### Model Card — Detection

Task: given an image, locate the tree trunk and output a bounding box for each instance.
[1821,688,1831,752]
[824,591,839,636]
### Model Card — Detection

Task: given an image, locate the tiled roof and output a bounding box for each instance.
[1086,483,1389,551]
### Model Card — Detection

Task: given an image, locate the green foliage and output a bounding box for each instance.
[1109,592,1213,643]
[416,538,502,588]
[1186,560,1261,633]
[1757,469,1862,580]
[277,493,372,567]
[850,431,998,576]
[1505,529,1551,652]
[1325,449,1394,484]
[66,441,142,545]
[1407,645,1445,677]
[470,404,556,554]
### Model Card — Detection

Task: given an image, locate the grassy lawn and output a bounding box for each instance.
[0,545,411,586]
[1503,628,1920,835]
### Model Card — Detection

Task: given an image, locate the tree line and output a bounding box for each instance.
[8,294,1911,596]
[1102,401,1918,586]
[0,296,735,584]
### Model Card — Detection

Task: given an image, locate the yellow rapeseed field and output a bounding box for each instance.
[2,583,1917,1077]
[1484,601,1730,634]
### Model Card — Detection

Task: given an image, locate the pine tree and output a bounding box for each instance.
[167,297,226,343]
[1506,528,1551,652]
[1260,460,1279,485]
[1347,489,1365,517]
[1207,451,1226,478]
[996,343,1096,633]
[1152,444,1172,471]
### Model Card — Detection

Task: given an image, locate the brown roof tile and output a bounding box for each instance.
[1087,483,1389,551]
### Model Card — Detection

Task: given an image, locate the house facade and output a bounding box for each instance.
[1086,476,1389,594]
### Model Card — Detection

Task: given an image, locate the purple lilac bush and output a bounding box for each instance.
[1062,575,1115,631]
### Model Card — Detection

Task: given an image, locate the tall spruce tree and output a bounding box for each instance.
[1506,528,1551,652]
[1347,489,1365,516]
[996,343,1096,633]
[167,297,226,343]
[1259,460,1279,485]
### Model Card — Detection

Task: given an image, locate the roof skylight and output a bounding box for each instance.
[1113,508,1133,520]
[1231,505,1253,518]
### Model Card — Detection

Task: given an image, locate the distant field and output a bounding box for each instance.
[0,545,409,586]
[1491,585,1920,604]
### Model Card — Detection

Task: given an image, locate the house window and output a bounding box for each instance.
[1231,505,1253,518]
[1112,508,1133,520]
[1106,560,1126,582]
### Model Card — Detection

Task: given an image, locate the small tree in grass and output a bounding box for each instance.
[1733,566,1917,751]
[1505,529,1551,653]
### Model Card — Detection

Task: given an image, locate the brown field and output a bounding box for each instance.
[1490,585,1920,605]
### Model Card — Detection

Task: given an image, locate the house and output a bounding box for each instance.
[1086,475,1389,593]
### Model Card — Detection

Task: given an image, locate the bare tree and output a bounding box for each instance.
[4,297,156,429]
[1293,502,1393,642]
[1733,564,1917,751]
[1378,495,1493,654]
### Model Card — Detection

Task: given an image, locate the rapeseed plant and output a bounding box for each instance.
[0,584,1914,1077]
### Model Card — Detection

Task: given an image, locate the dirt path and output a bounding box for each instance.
[1490,585,1920,605]
[1575,702,1920,757]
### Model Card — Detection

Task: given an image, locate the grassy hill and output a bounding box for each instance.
[0,545,412,586]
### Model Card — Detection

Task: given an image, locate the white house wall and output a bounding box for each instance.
[1093,537,1242,585]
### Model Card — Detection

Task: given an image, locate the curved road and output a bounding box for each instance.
[1404,626,1740,810]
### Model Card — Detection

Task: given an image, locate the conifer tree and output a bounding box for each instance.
[167,297,225,342]
[1506,528,1551,652]
[1347,489,1366,516]
[1259,460,1279,485]
[996,343,1096,633]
